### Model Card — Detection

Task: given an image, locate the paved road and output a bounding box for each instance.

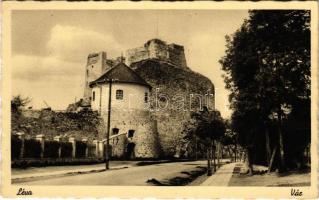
[12,161,138,180]
[19,160,207,185]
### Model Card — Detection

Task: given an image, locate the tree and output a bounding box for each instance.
[182,107,226,175]
[220,10,310,173]
[11,95,30,116]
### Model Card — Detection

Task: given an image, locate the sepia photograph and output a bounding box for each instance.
[1,1,318,198]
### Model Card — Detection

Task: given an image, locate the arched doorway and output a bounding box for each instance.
[126,143,135,160]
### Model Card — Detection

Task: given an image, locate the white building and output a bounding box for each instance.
[89,62,160,159]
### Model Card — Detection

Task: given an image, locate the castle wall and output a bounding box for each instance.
[168,44,187,68]
[92,82,158,158]
[131,60,215,158]
[125,39,187,68]
[100,109,160,159]
[126,47,149,66]
[147,39,168,60]
[84,52,107,101]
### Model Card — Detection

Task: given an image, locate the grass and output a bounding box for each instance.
[146,166,207,186]
[228,163,310,187]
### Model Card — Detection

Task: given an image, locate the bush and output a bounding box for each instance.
[11,136,22,160]
[61,142,73,158]
[24,139,42,158]
[44,141,60,158]
[76,141,87,158]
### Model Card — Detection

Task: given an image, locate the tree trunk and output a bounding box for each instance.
[217,142,220,168]
[212,140,216,172]
[268,146,277,173]
[228,146,232,162]
[265,128,271,165]
[195,137,198,161]
[245,147,253,175]
[234,143,237,162]
[277,110,286,172]
[207,148,212,176]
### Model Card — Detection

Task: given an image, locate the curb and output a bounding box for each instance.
[11,166,129,184]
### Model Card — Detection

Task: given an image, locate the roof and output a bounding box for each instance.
[89,62,151,88]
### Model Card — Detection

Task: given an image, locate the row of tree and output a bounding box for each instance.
[181,107,230,175]
[220,10,311,173]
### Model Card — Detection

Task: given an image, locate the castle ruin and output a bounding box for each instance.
[126,39,187,68]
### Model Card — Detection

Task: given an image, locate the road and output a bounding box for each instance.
[19,160,207,185]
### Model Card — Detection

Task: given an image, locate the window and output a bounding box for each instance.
[128,130,135,138]
[112,128,119,135]
[92,91,95,101]
[144,92,149,103]
[116,90,123,100]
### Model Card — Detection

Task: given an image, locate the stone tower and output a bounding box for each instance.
[125,39,187,68]
[83,52,114,102]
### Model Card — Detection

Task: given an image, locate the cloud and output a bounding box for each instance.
[12,54,85,110]
[12,54,83,81]
[47,25,123,62]
[12,24,124,109]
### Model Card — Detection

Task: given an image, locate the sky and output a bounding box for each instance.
[12,10,249,119]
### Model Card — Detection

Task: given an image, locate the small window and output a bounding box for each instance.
[86,69,89,76]
[112,128,119,135]
[91,65,94,68]
[144,92,149,103]
[116,90,123,100]
[128,130,135,138]
[92,91,95,101]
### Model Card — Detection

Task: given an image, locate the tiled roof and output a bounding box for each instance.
[89,62,151,88]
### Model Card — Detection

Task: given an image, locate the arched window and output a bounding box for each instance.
[92,91,95,101]
[116,90,123,100]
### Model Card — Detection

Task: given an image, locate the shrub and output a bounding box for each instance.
[44,141,60,158]
[11,136,22,160]
[61,142,73,158]
[24,139,41,158]
[76,141,87,158]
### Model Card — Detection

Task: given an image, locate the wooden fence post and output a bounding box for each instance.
[98,141,104,159]
[16,132,25,159]
[82,138,88,158]
[93,140,98,158]
[69,137,76,158]
[36,134,45,158]
[54,136,62,158]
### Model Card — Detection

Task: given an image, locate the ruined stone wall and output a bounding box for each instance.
[126,46,149,67]
[125,39,187,69]
[12,110,105,142]
[131,59,214,157]
[100,109,160,158]
[168,44,187,68]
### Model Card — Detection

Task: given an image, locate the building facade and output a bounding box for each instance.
[89,62,160,159]
[84,39,215,159]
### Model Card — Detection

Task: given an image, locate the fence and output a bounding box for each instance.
[11,133,106,161]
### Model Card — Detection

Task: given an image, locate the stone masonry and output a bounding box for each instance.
[125,39,187,68]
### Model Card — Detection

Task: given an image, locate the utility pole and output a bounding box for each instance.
[105,79,113,170]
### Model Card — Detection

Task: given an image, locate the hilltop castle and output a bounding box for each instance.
[83,39,188,102]
[83,39,214,159]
